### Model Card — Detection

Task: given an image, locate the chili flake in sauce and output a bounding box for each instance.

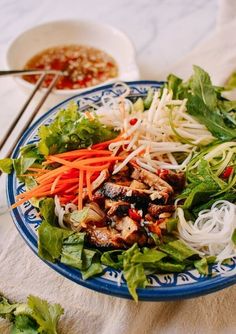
[23,45,119,89]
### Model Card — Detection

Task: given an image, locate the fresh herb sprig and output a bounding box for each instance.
[0,294,63,334]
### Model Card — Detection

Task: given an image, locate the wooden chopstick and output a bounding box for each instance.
[0,73,47,151]
[0,72,60,177]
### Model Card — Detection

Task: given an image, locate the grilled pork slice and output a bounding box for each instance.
[148,203,175,218]
[157,169,185,191]
[130,180,147,189]
[105,199,130,217]
[131,166,173,202]
[101,182,152,205]
[87,226,124,248]
[109,166,132,186]
[115,216,147,246]
[87,216,148,248]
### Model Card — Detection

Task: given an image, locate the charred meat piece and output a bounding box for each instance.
[156,169,185,192]
[101,182,151,206]
[105,199,130,217]
[109,173,132,186]
[115,216,147,246]
[87,217,148,248]
[87,226,124,248]
[148,203,175,219]
[131,166,173,202]
[130,180,148,190]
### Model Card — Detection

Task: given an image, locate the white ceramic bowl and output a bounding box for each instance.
[6,20,140,103]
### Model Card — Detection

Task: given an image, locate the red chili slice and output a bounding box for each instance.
[156,169,169,177]
[221,166,234,179]
[128,208,141,222]
[129,118,138,126]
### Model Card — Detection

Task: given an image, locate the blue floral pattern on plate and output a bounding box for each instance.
[7,81,236,301]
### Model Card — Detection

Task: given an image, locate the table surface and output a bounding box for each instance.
[3,1,236,333]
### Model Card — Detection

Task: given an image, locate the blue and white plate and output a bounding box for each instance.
[7,81,236,301]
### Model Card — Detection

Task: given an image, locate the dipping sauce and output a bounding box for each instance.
[23,45,119,90]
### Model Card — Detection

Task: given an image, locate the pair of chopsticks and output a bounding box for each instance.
[0,69,62,177]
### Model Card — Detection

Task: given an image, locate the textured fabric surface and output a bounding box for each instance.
[0,215,236,334]
[1,1,236,333]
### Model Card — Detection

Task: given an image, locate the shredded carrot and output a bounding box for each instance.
[50,175,62,194]
[78,170,84,211]
[15,184,52,199]
[13,142,125,209]
[86,171,93,200]
[65,184,79,194]
[72,197,78,204]
[36,165,69,183]
[43,149,111,161]
[46,155,124,168]
[92,133,124,149]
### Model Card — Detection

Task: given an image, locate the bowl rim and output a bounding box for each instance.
[6,18,140,95]
[6,80,236,301]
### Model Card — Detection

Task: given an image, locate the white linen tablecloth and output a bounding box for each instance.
[0,1,236,333]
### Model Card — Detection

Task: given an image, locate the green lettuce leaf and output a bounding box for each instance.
[38,221,72,262]
[81,251,103,280]
[225,71,236,90]
[101,250,123,270]
[61,235,103,279]
[0,158,13,174]
[131,247,166,263]
[39,198,57,226]
[123,244,148,302]
[194,258,209,275]
[60,233,86,269]
[154,260,185,272]
[158,240,198,262]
